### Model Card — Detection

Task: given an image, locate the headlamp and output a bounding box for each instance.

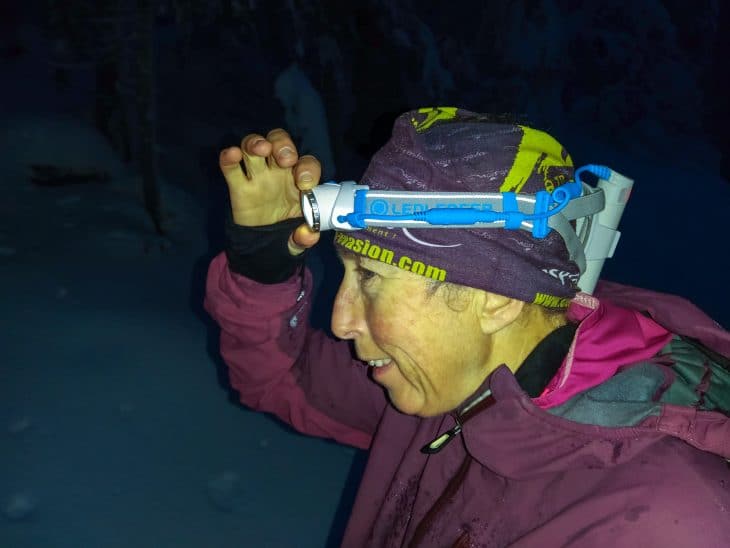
[300,165,633,294]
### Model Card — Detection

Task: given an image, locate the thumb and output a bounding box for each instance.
[288,223,321,255]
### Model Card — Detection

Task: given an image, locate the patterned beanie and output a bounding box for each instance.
[333,107,580,308]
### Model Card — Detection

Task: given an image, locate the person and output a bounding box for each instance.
[205,107,730,547]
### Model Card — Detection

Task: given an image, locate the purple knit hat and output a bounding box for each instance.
[334,107,580,308]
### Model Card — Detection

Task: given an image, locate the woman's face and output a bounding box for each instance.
[332,250,491,417]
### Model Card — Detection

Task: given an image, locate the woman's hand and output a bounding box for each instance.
[219,129,321,255]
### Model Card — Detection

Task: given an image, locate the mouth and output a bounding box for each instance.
[365,358,392,368]
[364,357,394,379]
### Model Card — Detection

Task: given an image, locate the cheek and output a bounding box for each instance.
[366,304,423,351]
[365,307,394,341]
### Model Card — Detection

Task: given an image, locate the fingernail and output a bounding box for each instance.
[299,171,313,183]
[278,146,294,159]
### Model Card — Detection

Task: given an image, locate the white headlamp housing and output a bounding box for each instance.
[299,166,633,294]
[301,181,369,231]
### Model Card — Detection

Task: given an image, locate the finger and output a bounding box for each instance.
[266,128,299,168]
[288,223,321,255]
[219,146,246,188]
[241,133,272,156]
[241,134,271,178]
[293,155,322,191]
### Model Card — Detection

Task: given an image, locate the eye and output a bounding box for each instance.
[356,267,379,286]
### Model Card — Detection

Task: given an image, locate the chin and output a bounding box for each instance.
[390,394,436,417]
[389,396,417,416]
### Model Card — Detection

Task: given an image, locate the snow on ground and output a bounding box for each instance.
[0,26,360,548]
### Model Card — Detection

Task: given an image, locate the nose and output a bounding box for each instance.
[331,281,365,340]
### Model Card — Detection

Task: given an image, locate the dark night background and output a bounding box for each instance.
[1,1,729,547]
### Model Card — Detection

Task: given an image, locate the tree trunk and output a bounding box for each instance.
[135,0,164,234]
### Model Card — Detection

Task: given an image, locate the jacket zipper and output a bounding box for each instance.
[408,452,472,548]
[409,392,497,546]
[421,390,495,454]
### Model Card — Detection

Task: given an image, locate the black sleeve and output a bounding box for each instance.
[225,211,306,284]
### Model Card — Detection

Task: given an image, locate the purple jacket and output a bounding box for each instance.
[205,253,730,547]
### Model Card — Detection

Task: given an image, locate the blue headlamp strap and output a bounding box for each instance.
[334,185,603,275]
[340,184,582,237]
[301,165,631,287]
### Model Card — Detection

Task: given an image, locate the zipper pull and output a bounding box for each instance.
[421,423,462,454]
[420,389,496,455]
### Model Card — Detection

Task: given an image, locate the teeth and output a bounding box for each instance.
[367,358,392,368]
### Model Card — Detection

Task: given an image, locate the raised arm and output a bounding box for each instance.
[204,130,385,449]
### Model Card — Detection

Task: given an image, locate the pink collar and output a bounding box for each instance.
[532,292,673,409]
